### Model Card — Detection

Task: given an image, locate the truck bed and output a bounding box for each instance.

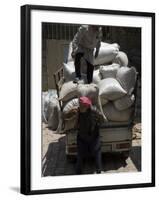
[53,66,138,155]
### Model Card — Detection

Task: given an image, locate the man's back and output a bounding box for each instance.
[78,106,103,141]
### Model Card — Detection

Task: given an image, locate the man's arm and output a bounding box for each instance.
[63,108,78,119]
[91,105,105,124]
[71,25,86,57]
[95,27,102,58]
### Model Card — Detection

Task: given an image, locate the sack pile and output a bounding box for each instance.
[62,98,79,131]
[42,90,60,131]
[61,42,138,129]
[98,65,137,121]
[43,42,138,131]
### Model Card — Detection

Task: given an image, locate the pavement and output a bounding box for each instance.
[42,122,141,176]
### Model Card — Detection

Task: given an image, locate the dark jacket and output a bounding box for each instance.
[77,106,104,141]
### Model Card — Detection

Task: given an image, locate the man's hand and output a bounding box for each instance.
[63,108,78,119]
[94,50,99,58]
[70,108,78,115]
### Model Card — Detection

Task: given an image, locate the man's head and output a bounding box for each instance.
[79,96,92,113]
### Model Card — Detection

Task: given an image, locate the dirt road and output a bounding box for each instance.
[42,123,141,176]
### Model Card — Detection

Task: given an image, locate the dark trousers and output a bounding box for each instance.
[76,134,102,174]
[74,53,94,84]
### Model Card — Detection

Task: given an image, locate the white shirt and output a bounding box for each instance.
[72,25,102,64]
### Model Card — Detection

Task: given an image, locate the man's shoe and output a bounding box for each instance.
[73,77,80,84]
[96,169,101,174]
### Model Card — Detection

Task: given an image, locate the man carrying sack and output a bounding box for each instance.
[73,96,104,174]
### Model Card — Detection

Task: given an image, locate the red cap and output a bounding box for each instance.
[79,96,92,107]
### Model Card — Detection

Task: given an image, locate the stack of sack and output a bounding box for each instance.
[42,90,60,131]
[98,65,137,122]
[59,42,137,131]
[60,83,100,131]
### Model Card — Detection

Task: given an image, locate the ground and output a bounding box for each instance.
[42,122,141,176]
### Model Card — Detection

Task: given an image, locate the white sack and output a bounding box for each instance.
[114,94,135,111]
[42,90,58,123]
[99,63,120,79]
[113,51,129,66]
[67,42,120,64]
[59,81,80,102]
[63,62,75,81]
[67,42,73,62]
[63,98,79,114]
[77,82,108,122]
[77,84,108,122]
[63,62,101,84]
[93,69,102,84]
[47,98,60,130]
[77,83,99,105]
[42,92,49,123]
[63,62,87,82]
[98,78,127,101]
[103,102,133,122]
[42,91,60,130]
[93,45,119,65]
[62,98,79,131]
[101,42,120,49]
[116,66,137,95]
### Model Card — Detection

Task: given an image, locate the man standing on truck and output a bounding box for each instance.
[74,96,104,174]
[71,25,102,84]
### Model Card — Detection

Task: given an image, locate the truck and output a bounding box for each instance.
[54,66,138,159]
